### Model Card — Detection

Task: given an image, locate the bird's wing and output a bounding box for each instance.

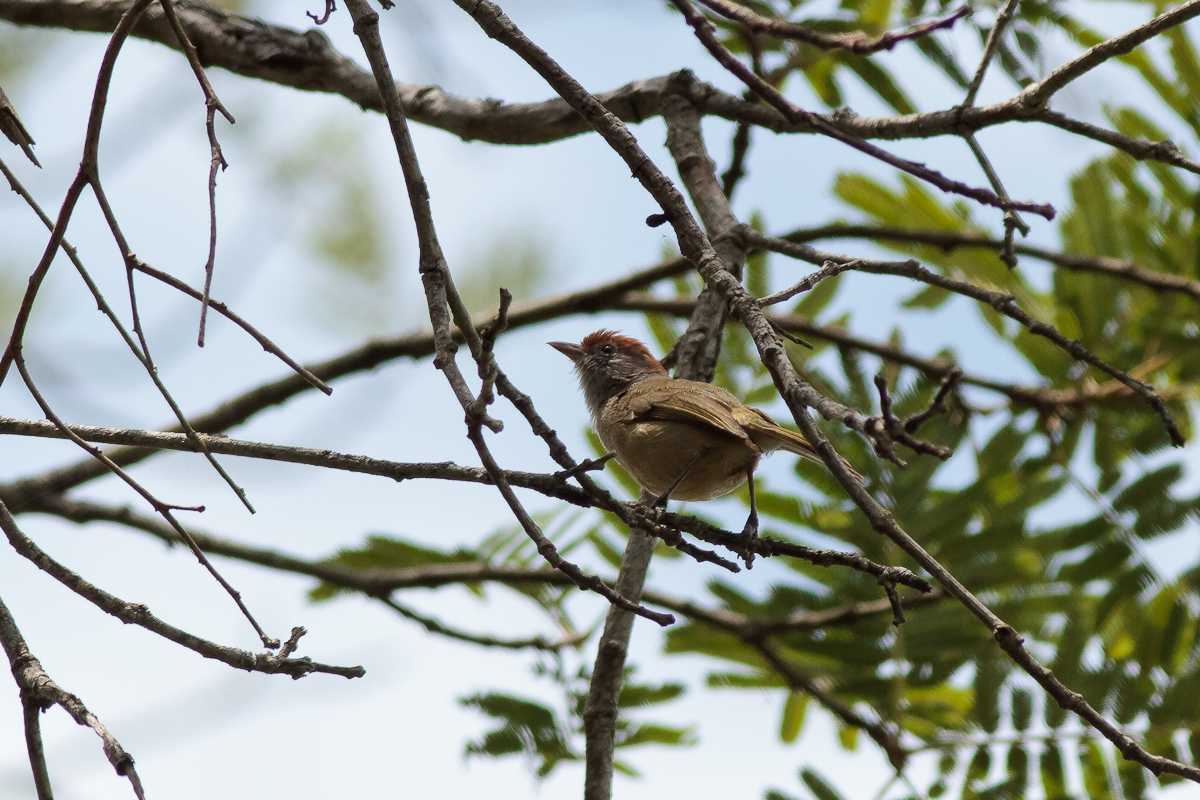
[620,379,761,451]
[734,405,865,482]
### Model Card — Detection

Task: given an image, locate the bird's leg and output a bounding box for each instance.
[652,449,709,509]
[740,466,759,567]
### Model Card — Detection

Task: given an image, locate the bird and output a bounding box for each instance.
[549,329,860,544]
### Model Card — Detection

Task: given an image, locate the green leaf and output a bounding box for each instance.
[617,723,697,748]
[842,53,916,115]
[913,35,971,88]
[780,690,809,743]
[1040,742,1067,800]
[799,767,848,800]
[618,681,686,708]
[1011,688,1033,731]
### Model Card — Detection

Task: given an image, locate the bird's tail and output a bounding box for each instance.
[738,409,864,482]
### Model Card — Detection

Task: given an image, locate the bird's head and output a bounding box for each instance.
[549,330,667,415]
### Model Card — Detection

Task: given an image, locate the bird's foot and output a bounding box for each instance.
[739,512,759,568]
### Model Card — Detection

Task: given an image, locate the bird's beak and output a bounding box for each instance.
[548,341,583,362]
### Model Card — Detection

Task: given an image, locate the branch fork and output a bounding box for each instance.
[864,369,963,468]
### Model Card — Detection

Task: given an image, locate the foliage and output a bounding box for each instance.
[461,659,694,779]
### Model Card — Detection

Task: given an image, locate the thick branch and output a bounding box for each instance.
[2,0,1198,175]
[0,415,600,510]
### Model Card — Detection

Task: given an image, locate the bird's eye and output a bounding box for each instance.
[599,343,616,356]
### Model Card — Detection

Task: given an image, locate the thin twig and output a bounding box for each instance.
[612,293,1186,414]
[961,131,1026,268]
[0,0,259,516]
[14,360,279,648]
[1034,108,1200,173]
[0,414,602,509]
[130,258,332,392]
[0,0,155,389]
[694,0,970,54]
[780,222,1200,303]
[1017,0,1200,109]
[863,369,962,468]
[12,489,934,769]
[961,0,1021,108]
[0,255,700,501]
[760,259,861,306]
[719,120,751,199]
[0,157,331,393]
[755,638,907,769]
[154,0,236,347]
[307,0,335,24]
[381,596,585,652]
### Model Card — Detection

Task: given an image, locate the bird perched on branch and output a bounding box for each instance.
[550,330,860,544]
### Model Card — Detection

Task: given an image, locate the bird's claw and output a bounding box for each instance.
[739,512,759,568]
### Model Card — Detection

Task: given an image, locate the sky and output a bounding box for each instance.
[0,0,1197,797]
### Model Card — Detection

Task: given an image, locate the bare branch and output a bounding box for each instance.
[3,0,1198,177]
[0,415,600,509]
[782,223,1200,303]
[960,132,1026,268]
[380,597,585,652]
[1034,107,1200,173]
[434,0,1199,779]
[154,0,235,346]
[649,591,944,636]
[0,0,155,389]
[0,156,331,394]
[993,625,1200,781]
[1018,0,1200,109]
[13,360,278,648]
[307,0,335,25]
[655,508,933,592]
[17,491,932,610]
[0,500,365,679]
[5,254,693,499]
[0,593,145,799]
[668,5,1055,219]
[864,370,962,468]
[612,292,1187,415]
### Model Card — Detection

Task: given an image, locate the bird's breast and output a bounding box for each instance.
[598,418,759,501]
